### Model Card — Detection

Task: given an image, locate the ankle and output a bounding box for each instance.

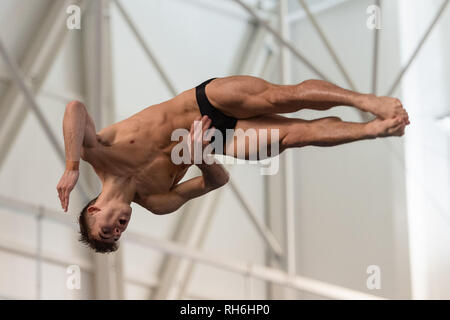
[364,121,379,139]
[355,94,376,112]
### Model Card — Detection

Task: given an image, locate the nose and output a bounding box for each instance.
[113,227,121,236]
[101,227,112,235]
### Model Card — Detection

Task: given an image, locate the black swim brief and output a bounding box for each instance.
[195,78,237,146]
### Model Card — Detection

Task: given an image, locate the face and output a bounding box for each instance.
[87,202,132,243]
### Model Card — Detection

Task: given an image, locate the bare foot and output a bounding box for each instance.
[362,95,410,124]
[366,117,406,138]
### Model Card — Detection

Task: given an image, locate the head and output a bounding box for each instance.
[78,196,132,253]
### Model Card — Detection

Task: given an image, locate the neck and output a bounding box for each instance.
[97,175,135,206]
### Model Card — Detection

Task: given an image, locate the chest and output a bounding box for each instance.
[133,154,190,196]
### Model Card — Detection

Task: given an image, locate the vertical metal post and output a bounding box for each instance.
[279,0,296,278]
[36,207,43,300]
[244,264,254,300]
[82,0,124,299]
[263,174,271,299]
[372,0,381,94]
[94,0,104,126]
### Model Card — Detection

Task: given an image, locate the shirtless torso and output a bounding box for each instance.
[56,76,409,252]
[81,89,200,207]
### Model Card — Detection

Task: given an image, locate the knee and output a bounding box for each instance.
[280,122,311,149]
[263,86,288,107]
[290,79,323,103]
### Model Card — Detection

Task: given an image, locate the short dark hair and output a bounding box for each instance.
[78,196,119,253]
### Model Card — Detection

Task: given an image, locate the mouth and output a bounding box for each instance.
[99,233,111,240]
[98,231,119,242]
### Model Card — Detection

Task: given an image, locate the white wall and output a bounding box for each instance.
[289,0,411,299]
[399,0,450,299]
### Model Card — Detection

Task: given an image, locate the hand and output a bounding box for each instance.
[188,116,215,163]
[56,169,79,212]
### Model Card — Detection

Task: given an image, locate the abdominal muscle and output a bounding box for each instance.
[84,90,199,195]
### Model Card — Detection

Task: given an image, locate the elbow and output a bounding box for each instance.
[150,206,170,215]
[66,100,86,112]
[151,209,169,215]
[222,172,230,186]
[151,208,169,215]
[150,205,179,216]
[211,173,230,190]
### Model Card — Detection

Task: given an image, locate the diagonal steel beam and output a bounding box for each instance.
[0,39,64,162]
[171,196,220,299]
[230,20,267,75]
[232,0,331,82]
[113,0,177,96]
[0,0,83,169]
[260,46,277,78]
[386,0,449,97]
[298,0,356,91]
[0,73,84,103]
[229,180,284,258]
[152,191,222,299]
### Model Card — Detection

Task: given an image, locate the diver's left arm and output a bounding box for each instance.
[139,163,229,215]
[196,161,230,192]
[140,115,230,214]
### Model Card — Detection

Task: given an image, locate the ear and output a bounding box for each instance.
[87,205,100,215]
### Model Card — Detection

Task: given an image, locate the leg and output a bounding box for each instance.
[224,114,405,160]
[282,116,405,149]
[207,76,409,123]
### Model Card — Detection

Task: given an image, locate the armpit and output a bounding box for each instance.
[80,146,95,162]
[96,134,113,147]
[96,124,118,146]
